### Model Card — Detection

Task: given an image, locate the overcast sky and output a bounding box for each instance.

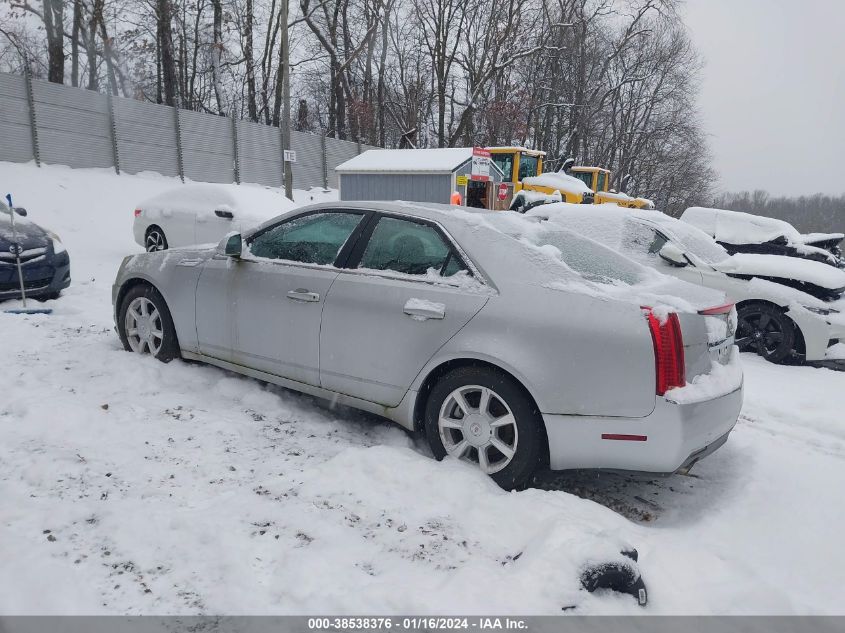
[683,0,845,196]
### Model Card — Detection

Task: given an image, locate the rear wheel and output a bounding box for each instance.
[735,303,796,363]
[145,226,168,252]
[425,366,544,490]
[118,284,180,362]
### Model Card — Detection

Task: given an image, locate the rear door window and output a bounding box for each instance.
[357,216,466,277]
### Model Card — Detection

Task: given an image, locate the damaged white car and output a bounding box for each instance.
[528,204,845,364]
[681,206,843,268]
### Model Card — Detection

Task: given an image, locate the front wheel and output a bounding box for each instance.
[117,284,180,362]
[735,303,796,363]
[424,366,545,490]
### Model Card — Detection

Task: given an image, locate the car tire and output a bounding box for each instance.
[735,303,796,363]
[117,284,180,362]
[424,366,545,490]
[145,225,168,252]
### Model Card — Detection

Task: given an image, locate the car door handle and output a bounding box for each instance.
[287,289,320,302]
[403,299,445,320]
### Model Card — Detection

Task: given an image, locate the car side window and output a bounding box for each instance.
[247,212,363,265]
[358,217,466,277]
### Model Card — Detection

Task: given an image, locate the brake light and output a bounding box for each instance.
[134,208,142,217]
[698,302,734,316]
[643,308,685,396]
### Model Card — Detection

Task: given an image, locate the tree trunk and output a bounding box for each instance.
[156,0,178,107]
[244,0,258,120]
[211,0,225,113]
[43,0,65,83]
[71,0,81,86]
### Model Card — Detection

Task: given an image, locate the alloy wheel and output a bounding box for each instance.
[735,309,786,360]
[145,229,166,252]
[438,385,519,475]
[124,296,164,356]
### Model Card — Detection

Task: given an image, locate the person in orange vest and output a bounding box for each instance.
[450,190,462,205]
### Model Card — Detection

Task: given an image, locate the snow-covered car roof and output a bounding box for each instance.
[137,183,296,221]
[681,206,803,245]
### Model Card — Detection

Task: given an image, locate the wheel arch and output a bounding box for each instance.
[735,298,805,356]
[115,277,181,347]
[412,357,549,464]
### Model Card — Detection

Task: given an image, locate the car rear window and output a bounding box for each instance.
[533,227,644,286]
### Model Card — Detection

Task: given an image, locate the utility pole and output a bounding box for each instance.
[281,0,293,200]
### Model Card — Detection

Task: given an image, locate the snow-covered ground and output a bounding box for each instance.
[1,162,844,615]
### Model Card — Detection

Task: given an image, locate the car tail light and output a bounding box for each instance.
[698,302,734,316]
[643,308,685,396]
[134,208,142,217]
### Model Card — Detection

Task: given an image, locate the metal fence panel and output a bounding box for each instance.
[179,109,235,184]
[324,138,362,189]
[237,120,283,187]
[0,73,35,163]
[0,72,385,192]
[290,131,325,190]
[31,78,113,169]
[114,97,180,177]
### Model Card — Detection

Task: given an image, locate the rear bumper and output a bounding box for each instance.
[542,382,743,473]
[0,254,71,300]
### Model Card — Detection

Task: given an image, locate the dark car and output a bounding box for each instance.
[0,201,71,301]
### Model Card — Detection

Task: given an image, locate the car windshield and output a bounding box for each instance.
[657,220,730,266]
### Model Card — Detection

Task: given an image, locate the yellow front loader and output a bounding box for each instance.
[487,147,654,210]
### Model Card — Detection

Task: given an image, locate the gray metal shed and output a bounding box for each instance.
[335,148,505,208]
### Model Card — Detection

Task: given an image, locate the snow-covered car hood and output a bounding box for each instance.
[798,232,845,247]
[713,253,845,292]
[0,213,50,251]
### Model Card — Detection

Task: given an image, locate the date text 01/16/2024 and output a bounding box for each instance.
[307,617,528,630]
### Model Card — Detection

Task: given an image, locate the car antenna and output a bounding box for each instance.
[3,193,53,315]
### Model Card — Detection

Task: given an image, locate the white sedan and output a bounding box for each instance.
[529,203,845,364]
[132,183,296,252]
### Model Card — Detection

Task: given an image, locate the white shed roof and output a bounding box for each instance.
[336,148,475,174]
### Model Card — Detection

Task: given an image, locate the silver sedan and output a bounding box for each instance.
[112,201,743,489]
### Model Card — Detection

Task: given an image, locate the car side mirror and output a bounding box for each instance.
[215,209,234,219]
[14,207,27,216]
[658,243,688,267]
[223,233,242,257]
